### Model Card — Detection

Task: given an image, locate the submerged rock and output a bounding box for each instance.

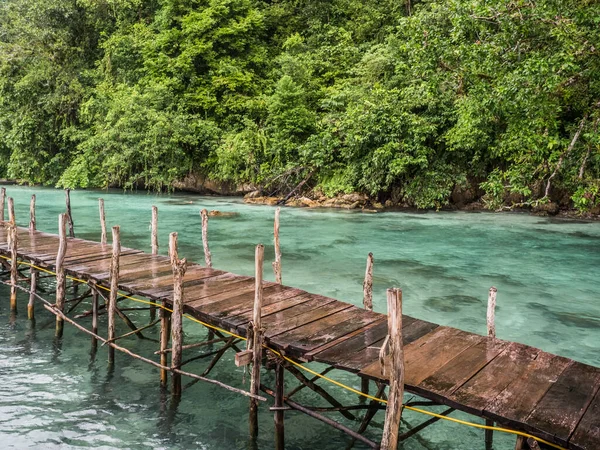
[207,210,239,217]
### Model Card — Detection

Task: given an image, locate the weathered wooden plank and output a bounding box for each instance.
[280,307,383,356]
[419,337,508,398]
[570,387,600,450]
[525,361,600,447]
[485,352,571,427]
[226,292,315,328]
[315,317,439,372]
[265,300,354,338]
[448,342,541,416]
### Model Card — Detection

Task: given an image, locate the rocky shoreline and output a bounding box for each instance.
[243,190,600,220]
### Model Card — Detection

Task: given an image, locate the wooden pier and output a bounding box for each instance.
[0,194,598,450]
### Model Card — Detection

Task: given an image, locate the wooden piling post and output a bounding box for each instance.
[65,189,75,238]
[108,225,121,364]
[91,288,99,336]
[0,187,5,221]
[485,286,497,449]
[151,206,159,254]
[487,286,497,338]
[8,197,15,224]
[150,206,158,321]
[200,209,212,268]
[29,195,36,231]
[8,223,18,313]
[55,214,68,337]
[274,361,285,450]
[249,244,265,439]
[272,207,282,284]
[169,232,187,396]
[28,268,37,320]
[380,288,404,450]
[99,199,107,245]
[363,252,374,311]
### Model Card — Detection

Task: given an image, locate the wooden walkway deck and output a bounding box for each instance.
[1,225,599,450]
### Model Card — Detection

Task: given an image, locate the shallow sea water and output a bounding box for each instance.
[0,186,598,449]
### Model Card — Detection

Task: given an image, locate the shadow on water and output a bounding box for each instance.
[423,295,484,313]
[526,302,600,329]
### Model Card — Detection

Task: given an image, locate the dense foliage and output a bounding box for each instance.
[1,0,599,210]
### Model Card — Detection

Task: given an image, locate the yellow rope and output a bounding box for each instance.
[0,255,566,449]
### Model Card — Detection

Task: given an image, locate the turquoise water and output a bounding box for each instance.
[0,186,598,449]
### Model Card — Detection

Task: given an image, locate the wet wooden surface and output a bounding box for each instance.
[1,225,599,450]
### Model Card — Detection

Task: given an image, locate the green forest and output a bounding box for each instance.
[0,0,599,211]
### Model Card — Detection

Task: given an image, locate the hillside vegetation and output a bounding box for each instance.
[1,0,599,211]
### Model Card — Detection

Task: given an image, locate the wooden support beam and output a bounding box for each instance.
[286,366,335,398]
[156,337,230,355]
[200,209,212,268]
[274,362,285,450]
[8,196,15,224]
[170,232,187,396]
[29,194,36,231]
[99,198,107,245]
[91,287,99,348]
[105,318,160,345]
[272,207,282,284]
[108,225,121,364]
[249,243,265,439]
[65,189,75,238]
[55,214,68,337]
[380,288,404,450]
[235,349,253,367]
[8,223,18,313]
[363,252,373,311]
[0,187,5,221]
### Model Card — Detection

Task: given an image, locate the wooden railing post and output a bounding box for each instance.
[29,195,36,231]
[485,286,497,450]
[8,197,15,225]
[249,244,265,438]
[108,225,121,365]
[380,288,404,450]
[487,286,497,338]
[99,199,107,245]
[55,214,68,337]
[274,361,285,450]
[272,207,282,284]
[200,209,212,268]
[150,206,158,321]
[0,187,5,221]
[169,232,187,396]
[8,222,18,313]
[65,188,75,238]
[363,252,374,311]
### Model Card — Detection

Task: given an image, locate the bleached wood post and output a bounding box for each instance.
[108,225,121,365]
[169,232,187,396]
[487,287,497,338]
[363,253,374,311]
[380,288,404,450]
[0,187,5,221]
[99,199,107,245]
[29,195,36,231]
[485,286,497,450]
[91,288,99,337]
[249,244,265,439]
[149,206,158,321]
[55,214,68,337]
[200,209,212,268]
[8,223,18,313]
[8,197,15,224]
[151,206,159,255]
[65,189,75,238]
[272,207,282,284]
[274,362,285,450]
